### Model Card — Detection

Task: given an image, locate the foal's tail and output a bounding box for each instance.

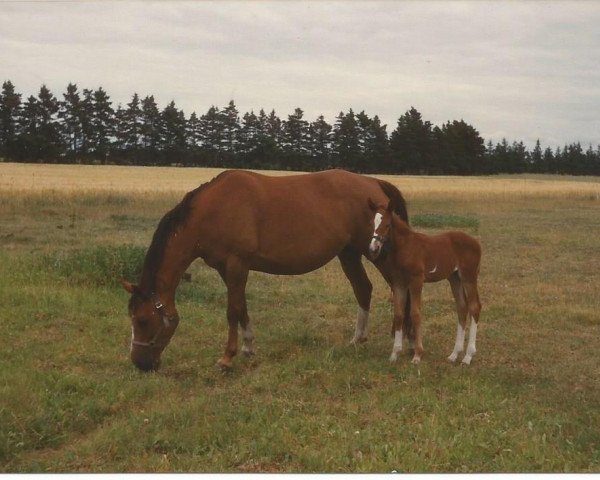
[376,179,409,225]
[377,179,414,340]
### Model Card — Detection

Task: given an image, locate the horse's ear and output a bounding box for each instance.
[120,279,137,294]
[368,198,377,211]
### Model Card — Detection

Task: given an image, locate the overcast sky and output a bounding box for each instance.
[2,1,600,148]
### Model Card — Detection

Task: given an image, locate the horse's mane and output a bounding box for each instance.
[139,171,229,292]
[376,179,409,225]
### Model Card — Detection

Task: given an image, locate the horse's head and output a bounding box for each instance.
[367,198,393,261]
[121,281,179,371]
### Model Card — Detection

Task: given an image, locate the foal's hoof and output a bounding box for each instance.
[447,352,459,363]
[217,357,233,370]
[241,347,255,357]
[411,356,421,365]
[461,356,473,366]
[350,336,367,346]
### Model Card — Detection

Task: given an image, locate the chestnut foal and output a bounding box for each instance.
[368,199,482,365]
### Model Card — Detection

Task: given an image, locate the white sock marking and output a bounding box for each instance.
[462,316,478,365]
[389,329,403,362]
[448,322,465,362]
[241,324,255,353]
[352,307,369,343]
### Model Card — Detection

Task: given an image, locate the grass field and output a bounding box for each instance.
[0,163,599,472]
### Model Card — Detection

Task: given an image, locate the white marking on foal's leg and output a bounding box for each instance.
[130,326,134,353]
[448,322,465,362]
[241,324,255,356]
[389,329,403,362]
[351,307,369,344]
[462,317,478,365]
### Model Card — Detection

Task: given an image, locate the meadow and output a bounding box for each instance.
[0,163,599,472]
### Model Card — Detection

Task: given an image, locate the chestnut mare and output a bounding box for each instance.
[122,169,410,371]
[368,198,481,365]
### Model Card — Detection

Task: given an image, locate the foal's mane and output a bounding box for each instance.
[376,179,409,225]
[139,171,229,292]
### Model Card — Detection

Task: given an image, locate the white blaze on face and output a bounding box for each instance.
[369,212,383,256]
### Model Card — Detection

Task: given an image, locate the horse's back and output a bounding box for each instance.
[192,169,392,274]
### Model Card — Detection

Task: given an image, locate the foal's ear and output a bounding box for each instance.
[386,200,394,213]
[120,279,137,295]
[367,197,378,211]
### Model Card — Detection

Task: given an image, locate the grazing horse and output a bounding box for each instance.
[367,198,482,365]
[122,169,410,371]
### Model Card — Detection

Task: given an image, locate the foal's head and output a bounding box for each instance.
[121,281,179,371]
[368,198,393,261]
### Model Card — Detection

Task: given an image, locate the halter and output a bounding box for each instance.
[131,295,178,348]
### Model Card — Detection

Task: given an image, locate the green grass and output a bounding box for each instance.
[412,213,479,231]
[0,185,599,472]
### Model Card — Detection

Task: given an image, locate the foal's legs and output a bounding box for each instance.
[217,258,250,369]
[408,280,425,364]
[448,272,468,362]
[389,285,408,362]
[461,280,481,365]
[338,247,373,344]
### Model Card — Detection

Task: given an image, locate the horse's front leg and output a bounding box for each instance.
[408,279,425,365]
[389,284,408,362]
[338,247,373,345]
[217,258,249,369]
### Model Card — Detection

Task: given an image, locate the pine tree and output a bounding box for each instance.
[58,83,83,160]
[437,120,486,174]
[161,100,187,165]
[220,100,240,154]
[79,89,95,158]
[308,115,332,170]
[140,95,161,163]
[389,107,434,173]
[123,93,142,150]
[90,87,114,163]
[0,80,22,160]
[530,139,543,173]
[265,109,283,149]
[16,95,40,161]
[331,109,360,170]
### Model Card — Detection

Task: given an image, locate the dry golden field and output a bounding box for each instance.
[1,162,599,199]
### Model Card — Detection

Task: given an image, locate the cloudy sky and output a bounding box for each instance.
[2,1,599,148]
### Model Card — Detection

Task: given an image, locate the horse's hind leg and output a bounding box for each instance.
[217,258,250,369]
[448,272,468,362]
[461,280,481,365]
[389,285,408,362]
[338,247,373,344]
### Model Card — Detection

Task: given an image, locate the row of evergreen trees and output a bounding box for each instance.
[1,80,599,175]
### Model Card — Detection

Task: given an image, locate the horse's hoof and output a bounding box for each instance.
[241,348,255,357]
[461,356,472,366]
[217,358,233,370]
[447,353,458,362]
[389,352,398,362]
[411,356,421,365]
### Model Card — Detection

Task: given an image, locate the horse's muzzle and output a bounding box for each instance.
[132,357,161,372]
[368,241,382,260]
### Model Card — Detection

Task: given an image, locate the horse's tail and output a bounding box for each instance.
[377,178,414,341]
[376,179,409,225]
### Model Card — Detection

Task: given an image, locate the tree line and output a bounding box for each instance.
[1,80,599,175]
